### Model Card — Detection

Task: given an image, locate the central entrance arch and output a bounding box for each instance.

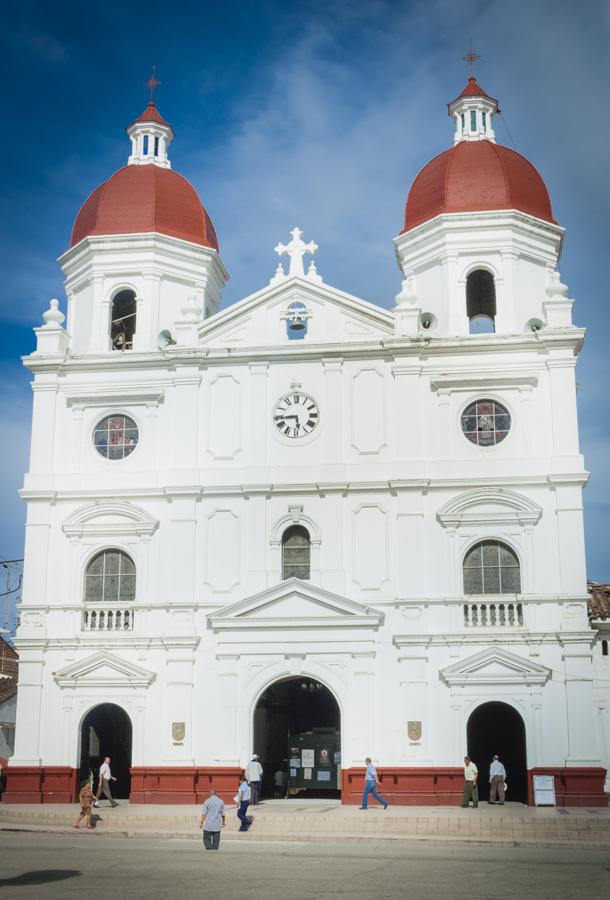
[253,677,341,798]
[467,701,527,803]
[79,703,132,799]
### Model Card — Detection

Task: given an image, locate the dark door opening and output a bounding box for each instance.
[253,677,341,799]
[80,703,132,800]
[467,701,527,803]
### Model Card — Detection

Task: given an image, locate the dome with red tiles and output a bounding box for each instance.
[70,165,219,249]
[402,79,556,233]
[70,101,218,250]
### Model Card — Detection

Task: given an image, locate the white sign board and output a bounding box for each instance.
[301,749,315,767]
[533,775,556,806]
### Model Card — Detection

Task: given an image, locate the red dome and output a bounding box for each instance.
[402,140,556,233]
[70,165,219,250]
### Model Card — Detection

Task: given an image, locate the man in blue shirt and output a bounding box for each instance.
[199,788,226,850]
[360,757,388,810]
[237,774,253,831]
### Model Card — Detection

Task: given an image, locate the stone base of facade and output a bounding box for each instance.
[130,767,243,804]
[527,767,608,807]
[3,766,79,803]
[342,767,464,805]
[4,765,606,806]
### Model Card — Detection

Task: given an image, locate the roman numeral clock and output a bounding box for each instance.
[273,391,319,439]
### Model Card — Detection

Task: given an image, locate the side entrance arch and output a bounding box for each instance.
[253,677,341,799]
[467,701,527,803]
[79,703,133,799]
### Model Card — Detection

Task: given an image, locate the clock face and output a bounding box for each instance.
[273,392,319,439]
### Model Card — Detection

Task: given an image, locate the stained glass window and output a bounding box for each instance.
[85,549,136,603]
[461,399,511,447]
[94,414,139,460]
[463,540,521,595]
[282,525,311,580]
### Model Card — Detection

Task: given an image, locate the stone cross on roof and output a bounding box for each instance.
[274,227,318,278]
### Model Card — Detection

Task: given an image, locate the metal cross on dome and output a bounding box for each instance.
[145,67,161,101]
[274,228,318,278]
[463,39,480,67]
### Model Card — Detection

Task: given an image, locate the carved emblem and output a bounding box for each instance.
[407,720,422,742]
[172,721,185,743]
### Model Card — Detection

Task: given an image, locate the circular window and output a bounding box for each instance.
[93,414,139,460]
[461,399,510,447]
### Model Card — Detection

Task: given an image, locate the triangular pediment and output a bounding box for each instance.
[440,647,550,687]
[198,276,394,349]
[53,651,156,688]
[208,578,384,631]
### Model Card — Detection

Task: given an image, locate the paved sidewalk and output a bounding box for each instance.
[2,799,609,848]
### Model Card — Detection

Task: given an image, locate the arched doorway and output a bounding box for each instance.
[80,704,132,799]
[467,701,527,803]
[253,677,341,799]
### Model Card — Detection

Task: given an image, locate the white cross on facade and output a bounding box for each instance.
[274,227,318,278]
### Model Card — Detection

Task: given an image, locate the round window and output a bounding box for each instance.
[461,399,510,447]
[93,414,139,460]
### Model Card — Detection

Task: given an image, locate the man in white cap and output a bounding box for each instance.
[246,754,263,805]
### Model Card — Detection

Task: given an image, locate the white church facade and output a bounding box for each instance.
[5,77,608,806]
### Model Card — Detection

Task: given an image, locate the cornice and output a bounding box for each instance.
[19,472,589,504]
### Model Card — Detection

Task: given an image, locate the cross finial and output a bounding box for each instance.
[145,67,161,101]
[462,39,480,67]
[274,227,318,278]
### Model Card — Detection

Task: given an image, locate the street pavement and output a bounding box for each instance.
[0,831,608,900]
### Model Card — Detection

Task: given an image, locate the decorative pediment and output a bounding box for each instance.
[198,276,394,349]
[208,578,384,631]
[440,647,550,687]
[437,489,542,529]
[53,651,156,688]
[62,502,159,538]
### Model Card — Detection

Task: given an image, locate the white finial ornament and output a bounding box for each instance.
[275,227,318,278]
[179,293,202,324]
[269,262,286,285]
[42,299,65,328]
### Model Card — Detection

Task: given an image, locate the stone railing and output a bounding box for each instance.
[463,600,523,628]
[83,606,134,632]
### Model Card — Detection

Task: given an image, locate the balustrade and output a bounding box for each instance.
[463,600,523,628]
[83,606,134,631]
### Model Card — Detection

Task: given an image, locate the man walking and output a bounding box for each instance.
[461,755,479,808]
[200,787,225,850]
[236,774,252,832]
[73,780,95,830]
[488,754,506,805]
[359,757,388,810]
[93,756,118,808]
[246,754,263,805]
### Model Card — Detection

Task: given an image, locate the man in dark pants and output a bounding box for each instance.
[93,756,118,808]
[200,788,225,850]
[461,755,479,808]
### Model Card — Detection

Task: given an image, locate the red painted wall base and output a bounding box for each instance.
[130,767,243,805]
[5,765,606,807]
[527,767,608,807]
[342,766,607,807]
[3,767,79,804]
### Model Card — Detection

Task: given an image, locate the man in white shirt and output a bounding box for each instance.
[200,788,226,850]
[488,755,507,805]
[245,754,263,805]
[461,755,479,808]
[93,756,118,808]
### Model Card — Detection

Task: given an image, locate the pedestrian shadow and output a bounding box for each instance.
[0,869,81,887]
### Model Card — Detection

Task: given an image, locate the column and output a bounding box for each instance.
[562,641,602,766]
[248,362,268,469]
[323,359,343,464]
[163,652,195,763]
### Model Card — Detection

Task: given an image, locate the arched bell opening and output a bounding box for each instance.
[111,290,137,350]
[466,701,527,804]
[467,270,496,334]
[79,703,133,799]
[252,676,341,799]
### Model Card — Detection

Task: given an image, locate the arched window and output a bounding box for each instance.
[466,270,496,334]
[85,549,136,602]
[463,540,520,595]
[282,525,311,580]
[111,290,137,350]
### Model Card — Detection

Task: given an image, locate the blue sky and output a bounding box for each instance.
[1,0,609,579]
